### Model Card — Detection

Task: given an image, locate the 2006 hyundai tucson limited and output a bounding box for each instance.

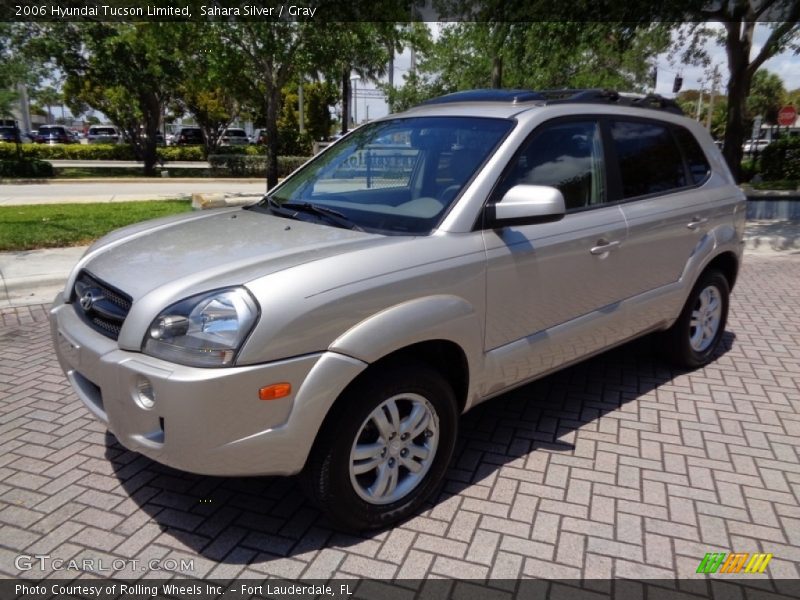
[51,89,745,530]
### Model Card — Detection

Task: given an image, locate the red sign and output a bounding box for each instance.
[778,105,797,127]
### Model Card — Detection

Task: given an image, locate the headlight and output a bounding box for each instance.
[143,287,258,367]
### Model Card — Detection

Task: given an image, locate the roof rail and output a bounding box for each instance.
[420,88,684,115]
[421,89,546,105]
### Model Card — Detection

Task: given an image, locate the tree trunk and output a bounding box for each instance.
[340,68,350,135]
[266,86,281,190]
[141,94,161,176]
[721,22,754,184]
[491,56,503,89]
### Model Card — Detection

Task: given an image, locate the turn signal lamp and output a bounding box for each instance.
[259,383,291,401]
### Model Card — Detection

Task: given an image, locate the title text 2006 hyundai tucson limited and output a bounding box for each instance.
[51,89,745,530]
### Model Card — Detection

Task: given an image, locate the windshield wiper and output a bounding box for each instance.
[281,202,364,232]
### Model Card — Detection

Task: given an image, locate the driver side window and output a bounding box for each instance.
[497,120,606,211]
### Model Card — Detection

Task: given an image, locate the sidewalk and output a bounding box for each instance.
[1,220,799,309]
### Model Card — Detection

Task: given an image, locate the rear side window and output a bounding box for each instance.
[673,126,710,185]
[610,120,686,198]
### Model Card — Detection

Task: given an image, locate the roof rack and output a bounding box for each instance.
[421,89,546,105]
[421,88,685,116]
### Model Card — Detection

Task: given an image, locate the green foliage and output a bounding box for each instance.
[740,158,759,183]
[156,145,205,161]
[0,143,207,161]
[750,179,798,190]
[0,200,192,251]
[747,69,787,126]
[305,81,338,140]
[208,154,309,177]
[0,24,44,118]
[171,23,244,153]
[28,23,186,174]
[0,157,54,178]
[215,22,311,188]
[389,22,673,108]
[761,137,800,181]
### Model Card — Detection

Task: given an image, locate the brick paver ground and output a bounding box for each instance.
[0,255,799,581]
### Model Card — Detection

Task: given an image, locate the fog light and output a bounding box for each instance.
[135,377,155,409]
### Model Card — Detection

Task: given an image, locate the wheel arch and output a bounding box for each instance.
[703,251,739,291]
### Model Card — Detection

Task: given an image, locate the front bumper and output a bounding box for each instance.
[50,293,366,476]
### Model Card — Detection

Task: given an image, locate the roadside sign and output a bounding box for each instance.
[778,105,797,127]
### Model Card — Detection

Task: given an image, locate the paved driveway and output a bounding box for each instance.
[1,255,799,583]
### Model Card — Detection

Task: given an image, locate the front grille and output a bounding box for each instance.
[72,271,132,340]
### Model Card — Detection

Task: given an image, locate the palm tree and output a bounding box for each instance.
[34,86,61,123]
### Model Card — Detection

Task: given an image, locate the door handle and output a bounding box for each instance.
[687,217,709,230]
[589,240,620,255]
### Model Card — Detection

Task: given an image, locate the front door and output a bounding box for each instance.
[481,118,631,393]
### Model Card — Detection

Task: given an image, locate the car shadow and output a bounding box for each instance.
[105,331,736,564]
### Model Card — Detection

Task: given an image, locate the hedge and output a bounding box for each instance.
[0,158,54,178]
[208,155,310,177]
[0,143,209,162]
[761,137,800,181]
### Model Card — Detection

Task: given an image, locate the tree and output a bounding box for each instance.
[0,25,24,119]
[171,23,242,154]
[747,69,787,125]
[26,23,184,175]
[389,22,672,107]
[32,86,60,123]
[304,81,338,141]
[308,23,392,135]
[678,2,799,181]
[216,22,309,189]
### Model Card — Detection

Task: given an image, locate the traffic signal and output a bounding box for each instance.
[673,76,683,93]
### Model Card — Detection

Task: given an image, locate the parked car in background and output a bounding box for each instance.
[87,125,120,144]
[742,139,769,154]
[34,125,75,144]
[252,128,268,145]
[171,126,204,146]
[220,127,249,146]
[51,88,745,531]
[0,125,22,143]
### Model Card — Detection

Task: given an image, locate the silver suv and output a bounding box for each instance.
[50,89,745,530]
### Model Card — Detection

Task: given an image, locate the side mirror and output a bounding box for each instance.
[485,185,566,228]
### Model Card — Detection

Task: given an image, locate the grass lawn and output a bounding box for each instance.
[0,200,193,251]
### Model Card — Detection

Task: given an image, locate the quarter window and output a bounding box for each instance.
[497,121,605,211]
[611,120,686,198]
[673,126,711,185]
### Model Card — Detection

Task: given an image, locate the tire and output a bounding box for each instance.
[662,269,730,369]
[302,362,458,531]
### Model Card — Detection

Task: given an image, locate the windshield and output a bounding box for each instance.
[91,127,116,135]
[226,129,247,136]
[39,126,63,134]
[266,116,513,235]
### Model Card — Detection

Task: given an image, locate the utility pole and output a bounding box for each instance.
[298,83,305,134]
[695,87,704,121]
[706,65,720,131]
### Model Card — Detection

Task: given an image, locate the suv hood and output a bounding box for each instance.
[76,207,394,301]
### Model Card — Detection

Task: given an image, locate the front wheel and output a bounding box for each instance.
[663,269,730,369]
[302,362,458,531]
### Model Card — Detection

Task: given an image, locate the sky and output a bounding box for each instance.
[355,22,800,123]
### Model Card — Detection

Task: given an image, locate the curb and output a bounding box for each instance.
[2,177,268,184]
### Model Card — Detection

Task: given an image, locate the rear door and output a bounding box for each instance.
[611,119,714,297]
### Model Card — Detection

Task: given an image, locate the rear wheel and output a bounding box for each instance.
[663,269,730,368]
[302,362,458,531]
